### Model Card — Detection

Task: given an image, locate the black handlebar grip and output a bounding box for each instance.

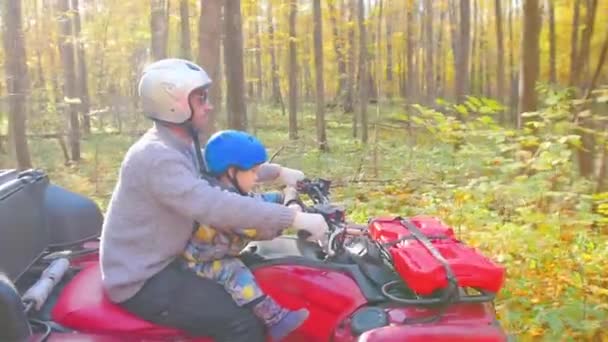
[296,229,312,240]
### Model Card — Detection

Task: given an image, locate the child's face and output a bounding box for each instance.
[222,166,260,193]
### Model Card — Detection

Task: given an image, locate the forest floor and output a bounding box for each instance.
[4,104,607,341]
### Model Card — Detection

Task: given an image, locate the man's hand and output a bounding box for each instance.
[278,167,305,187]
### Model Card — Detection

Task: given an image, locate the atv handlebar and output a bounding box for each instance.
[293,179,351,256]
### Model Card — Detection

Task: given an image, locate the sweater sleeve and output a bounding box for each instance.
[257,163,282,182]
[147,155,295,238]
[257,191,283,204]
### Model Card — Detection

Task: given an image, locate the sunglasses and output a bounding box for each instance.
[199,91,209,105]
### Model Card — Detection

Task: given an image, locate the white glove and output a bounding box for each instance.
[283,186,299,204]
[278,167,305,187]
[292,212,329,241]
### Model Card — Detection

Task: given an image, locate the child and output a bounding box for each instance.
[181,130,312,341]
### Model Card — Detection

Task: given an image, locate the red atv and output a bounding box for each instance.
[0,169,508,341]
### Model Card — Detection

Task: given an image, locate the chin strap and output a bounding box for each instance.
[227,171,248,196]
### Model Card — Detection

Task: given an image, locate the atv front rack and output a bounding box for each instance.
[376,217,497,306]
[380,280,497,305]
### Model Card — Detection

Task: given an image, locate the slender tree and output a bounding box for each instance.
[223,0,247,130]
[1,0,32,169]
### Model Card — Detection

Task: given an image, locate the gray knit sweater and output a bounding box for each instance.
[100,124,295,303]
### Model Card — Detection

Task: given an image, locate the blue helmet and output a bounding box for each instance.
[204,130,268,175]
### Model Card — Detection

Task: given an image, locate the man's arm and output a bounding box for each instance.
[148,156,295,239]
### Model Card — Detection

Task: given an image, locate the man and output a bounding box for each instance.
[100,58,328,342]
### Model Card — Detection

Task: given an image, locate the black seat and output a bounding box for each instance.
[0,274,31,341]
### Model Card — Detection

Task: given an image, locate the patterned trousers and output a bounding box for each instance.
[184,257,288,326]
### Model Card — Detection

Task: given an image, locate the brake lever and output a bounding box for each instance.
[326,223,346,257]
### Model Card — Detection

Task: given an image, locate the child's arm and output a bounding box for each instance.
[257,191,283,204]
[257,163,305,187]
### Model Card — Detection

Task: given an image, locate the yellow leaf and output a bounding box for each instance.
[588,285,608,296]
[529,326,545,336]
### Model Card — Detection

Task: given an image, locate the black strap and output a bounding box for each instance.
[396,217,458,287]
[376,217,460,324]
[189,124,208,177]
[382,234,451,245]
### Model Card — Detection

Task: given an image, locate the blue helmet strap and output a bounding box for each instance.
[227,169,247,196]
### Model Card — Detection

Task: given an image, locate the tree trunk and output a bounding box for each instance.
[386,8,394,100]
[584,25,608,100]
[568,0,582,86]
[547,0,556,83]
[93,12,111,131]
[435,8,445,99]
[574,0,598,88]
[408,2,417,102]
[1,0,32,169]
[598,148,608,193]
[303,56,313,103]
[71,0,91,136]
[267,1,281,105]
[495,0,506,102]
[150,0,169,61]
[484,36,492,96]
[57,0,80,161]
[198,0,222,138]
[223,0,247,130]
[517,0,541,128]
[313,0,328,151]
[346,0,356,120]
[508,0,518,124]
[357,0,369,143]
[246,12,255,100]
[579,24,607,179]
[470,0,478,95]
[479,8,488,96]
[400,9,407,98]
[328,0,347,103]
[254,13,263,99]
[448,0,458,92]
[454,0,471,102]
[288,0,298,139]
[49,39,62,108]
[424,0,434,103]
[180,0,192,59]
[33,0,46,91]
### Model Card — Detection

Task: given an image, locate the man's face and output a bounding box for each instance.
[189,88,213,131]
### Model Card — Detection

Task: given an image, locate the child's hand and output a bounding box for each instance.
[283,187,304,212]
[283,187,299,204]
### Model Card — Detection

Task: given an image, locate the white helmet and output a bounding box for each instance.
[138,58,212,124]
